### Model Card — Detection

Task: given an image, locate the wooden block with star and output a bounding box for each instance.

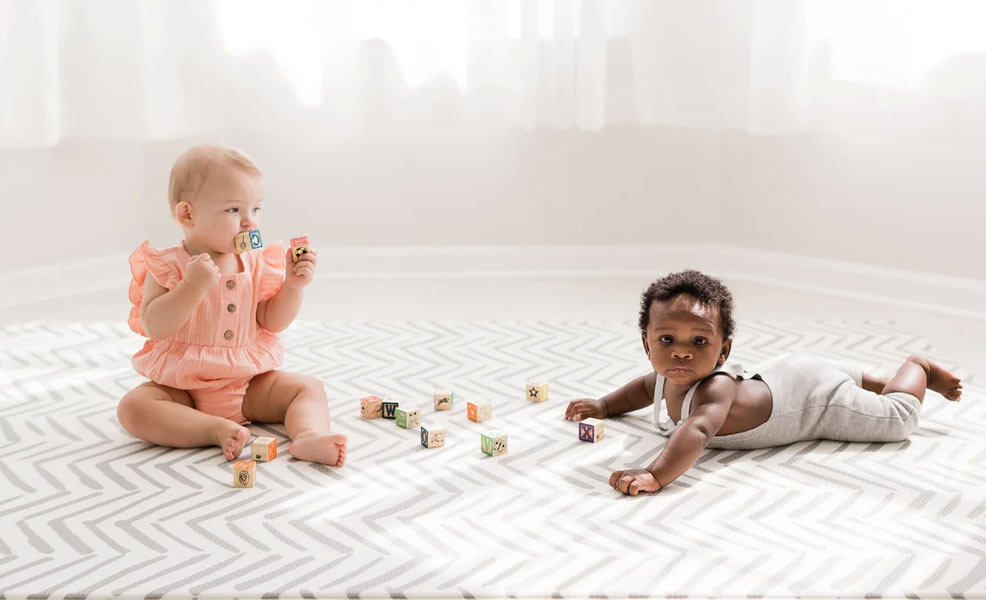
[290,236,310,263]
[395,408,420,429]
[360,395,384,419]
[467,401,492,422]
[421,425,445,448]
[578,418,605,443]
[525,382,549,402]
[434,391,454,411]
[252,436,277,461]
[481,430,507,456]
[234,229,263,253]
[233,460,255,488]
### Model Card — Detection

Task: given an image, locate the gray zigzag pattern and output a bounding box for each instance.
[0,319,983,599]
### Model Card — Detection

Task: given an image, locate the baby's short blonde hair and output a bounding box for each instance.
[168,144,262,212]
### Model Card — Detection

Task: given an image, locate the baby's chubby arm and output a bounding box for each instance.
[257,247,317,332]
[564,372,657,421]
[140,254,221,339]
[611,375,735,496]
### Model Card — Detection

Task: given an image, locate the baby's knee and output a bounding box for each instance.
[296,374,327,399]
[117,390,145,433]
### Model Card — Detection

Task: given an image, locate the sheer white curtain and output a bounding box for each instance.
[4,0,986,148]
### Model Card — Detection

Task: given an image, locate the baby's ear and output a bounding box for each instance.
[719,337,733,364]
[174,201,193,226]
[641,334,650,356]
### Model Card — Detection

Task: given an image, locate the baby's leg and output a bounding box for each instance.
[241,371,347,466]
[881,355,963,402]
[117,382,250,460]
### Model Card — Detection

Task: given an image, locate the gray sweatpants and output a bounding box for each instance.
[704,354,921,450]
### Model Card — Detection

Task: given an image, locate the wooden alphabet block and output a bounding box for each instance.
[234,229,263,253]
[382,401,399,419]
[252,436,277,461]
[290,236,310,263]
[395,408,420,429]
[233,461,255,488]
[421,425,445,448]
[467,401,493,423]
[360,395,383,419]
[525,382,549,402]
[578,418,605,443]
[481,430,507,456]
[434,391,454,411]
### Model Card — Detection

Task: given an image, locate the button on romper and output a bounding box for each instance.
[128,240,286,425]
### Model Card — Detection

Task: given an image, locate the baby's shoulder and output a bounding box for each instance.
[693,372,742,404]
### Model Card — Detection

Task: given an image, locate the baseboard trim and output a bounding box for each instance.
[2,244,984,320]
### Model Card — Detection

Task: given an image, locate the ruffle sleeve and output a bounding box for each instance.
[258,243,286,302]
[128,241,180,336]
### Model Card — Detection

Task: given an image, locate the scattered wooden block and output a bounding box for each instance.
[481,430,507,456]
[360,395,384,419]
[234,229,263,253]
[233,461,255,488]
[525,383,549,402]
[421,425,445,448]
[579,418,605,443]
[395,408,420,429]
[252,436,277,461]
[290,236,310,263]
[434,391,454,411]
[467,401,493,422]
[382,400,399,419]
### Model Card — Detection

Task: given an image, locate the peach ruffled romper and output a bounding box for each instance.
[128,241,286,425]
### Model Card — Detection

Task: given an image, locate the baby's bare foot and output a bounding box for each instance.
[918,356,963,401]
[216,422,251,461]
[289,431,348,466]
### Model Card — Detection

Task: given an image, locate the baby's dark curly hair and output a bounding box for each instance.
[638,269,735,339]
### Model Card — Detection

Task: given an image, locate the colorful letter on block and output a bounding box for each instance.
[234,229,263,253]
[382,401,399,419]
[421,425,445,448]
[360,396,383,419]
[467,401,493,423]
[396,408,420,429]
[481,430,508,456]
[233,461,255,488]
[525,383,549,402]
[290,236,310,263]
[578,418,605,443]
[434,391,454,411]
[252,436,277,461]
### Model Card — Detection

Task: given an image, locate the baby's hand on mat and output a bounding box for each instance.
[610,469,662,496]
[565,398,605,421]
[284,247,317,289]
[185,254,222,292]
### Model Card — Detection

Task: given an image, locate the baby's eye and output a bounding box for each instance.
[693,337,708,346]
[658,335,673,344]
[253,207,262,214]
[225,207,239,214]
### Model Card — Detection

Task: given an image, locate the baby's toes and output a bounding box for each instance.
[336,447,347,467]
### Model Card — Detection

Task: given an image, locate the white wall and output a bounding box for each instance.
[3,126,984,294]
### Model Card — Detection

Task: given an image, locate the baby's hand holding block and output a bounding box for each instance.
[233,461,256,488]
[290,236,310,263]
[252,437,277,461]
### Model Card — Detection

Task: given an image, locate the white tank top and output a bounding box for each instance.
[653,362,753,437]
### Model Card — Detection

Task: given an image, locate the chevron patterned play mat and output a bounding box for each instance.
[1,320,983,599]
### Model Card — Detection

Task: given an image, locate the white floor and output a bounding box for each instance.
[3,276,981,382]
